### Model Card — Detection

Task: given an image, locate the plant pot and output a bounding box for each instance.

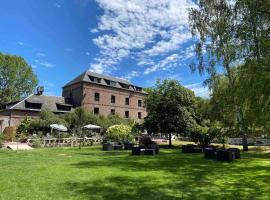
[103,143,113,151]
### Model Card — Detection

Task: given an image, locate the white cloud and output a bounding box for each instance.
[85,52,90,56]
[36,52,46,57]
[16,41,24,46]
[120,71,140,81]
[144,53,180,75]
[34,59,55,68]
[91,0,197,75]
[143,44,195,74]
[185,83,210,98]
[54,3,61,8]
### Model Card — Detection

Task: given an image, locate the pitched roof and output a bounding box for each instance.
[63,71,147,94]
[8,94,73,113]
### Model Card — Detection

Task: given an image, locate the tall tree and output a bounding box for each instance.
[0,53,38,106]
[188,0,270,150]
[144,80,197,147]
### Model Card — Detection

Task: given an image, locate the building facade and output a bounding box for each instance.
[63,71,147,121]
[0,88,73,133]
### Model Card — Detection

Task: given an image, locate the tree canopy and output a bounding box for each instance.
[143,79,197,147]
[188,0,270,150]
[0,52,38,106]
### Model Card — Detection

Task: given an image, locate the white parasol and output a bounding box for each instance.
[50,124,68,132]
[83,124,101,130]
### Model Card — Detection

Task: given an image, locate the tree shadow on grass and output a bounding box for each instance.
[67,150,270,199]
[65,176,183,200]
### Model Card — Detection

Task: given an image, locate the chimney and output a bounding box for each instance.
[36,86,45,95]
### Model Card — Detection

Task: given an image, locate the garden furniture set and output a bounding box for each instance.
[182,144,240,162]
[204,147,240,161]
[132,144,159,156]
[102,142,124,151]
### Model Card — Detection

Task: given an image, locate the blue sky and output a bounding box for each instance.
[0,0,209,97]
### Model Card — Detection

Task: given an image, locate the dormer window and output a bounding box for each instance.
[119,83,129,89]
[89,76,101,83]
[25,101,42,109]
[104,79,116,86]
[135,87,142,92]
[56,103,72,111]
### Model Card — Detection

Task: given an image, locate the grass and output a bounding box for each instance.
[0,145,270,200]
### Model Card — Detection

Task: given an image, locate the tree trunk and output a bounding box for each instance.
[169,133,172,148]
[225,64,248,151]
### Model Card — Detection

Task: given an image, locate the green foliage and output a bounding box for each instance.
[189,121,221,146]
[0,134,5,145]
[131,123,143,136]
[106,124,132,142]
[16,116,32,137]
[31,134,43,148]
[26,107,138,137]
[0,52,38,106]
[189,0,270,150]
[30,110,67,131]
[144,79,197,138]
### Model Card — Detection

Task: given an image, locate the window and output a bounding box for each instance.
[125,97,129,105]
[125,111,129,118]
[111,109,115,115]
[111,95,116,104]
[94,93,100,101]
[25,101,42,109]
[89,76,101,83]
[135,87,142,92]
[56,103,71,111]
[94,107,99,115]
[138,112,142,119]
[119,83,129,89]
[138,100,142,107]
[105,79,117,86]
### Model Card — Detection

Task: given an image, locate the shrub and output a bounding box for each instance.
[189,123,220,146]
[0,134,5,146]
[31,134,43,148]
[17,116,32,138]
[139,135,155,148]
[106,124,132,143]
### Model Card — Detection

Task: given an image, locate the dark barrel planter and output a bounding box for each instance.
[182,144,202,153]
[228,148,240,159]
[124,142,133,150]
[149,144,159,154]
[182,144,194,153]
[193,147,203,153]
[204,148,216,159]
[144,149,155,155]
[217,149,234,162]
[113,144,123,150]
[103,143,113,151]
[132,146,142,155]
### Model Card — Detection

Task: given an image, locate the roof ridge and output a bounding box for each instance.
[9,94,34,110]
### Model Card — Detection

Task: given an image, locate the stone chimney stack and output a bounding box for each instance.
[36,86,44,95]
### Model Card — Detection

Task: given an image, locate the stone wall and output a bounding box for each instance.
[0,110,40,133]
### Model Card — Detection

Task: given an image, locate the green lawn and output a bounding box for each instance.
[0,146,270,200]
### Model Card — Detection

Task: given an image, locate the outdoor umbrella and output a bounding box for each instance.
[50,124,68,144]
[50,124,68,132]
[83,124,101,130]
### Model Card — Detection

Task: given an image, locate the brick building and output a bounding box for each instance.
[0,87,73,133]
[63,71,147,121]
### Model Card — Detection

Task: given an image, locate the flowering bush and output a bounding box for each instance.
[106,124,132,142]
